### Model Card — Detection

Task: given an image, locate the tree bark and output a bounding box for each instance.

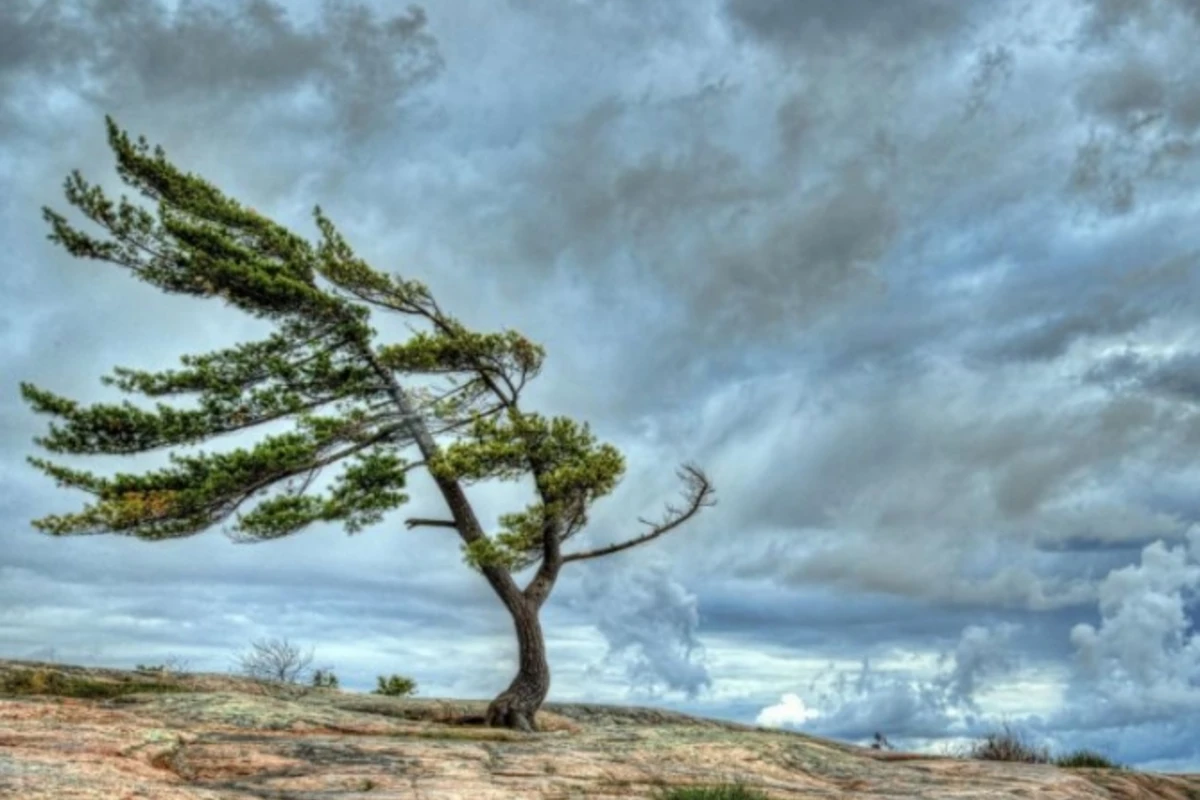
[485,595,549,733]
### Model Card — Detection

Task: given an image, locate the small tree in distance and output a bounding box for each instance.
[235,637,314,685]
[21,117,716,732]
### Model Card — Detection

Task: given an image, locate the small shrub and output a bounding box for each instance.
[651,783,772,800]
[1055,749,1123,769]
[373,674,417,697]
[969,724,1050,764]
[311,668,339,689]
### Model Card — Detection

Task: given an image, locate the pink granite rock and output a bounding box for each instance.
[1,659,1196,799]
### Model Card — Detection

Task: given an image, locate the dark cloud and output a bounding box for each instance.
[971,248,1196,366]
[0,0,441,139]
[1078,0,1200,45]
[1086,349,1200,405]
[1075,56,1168,129]
[982,297,1148,362]
[1067,0,1200,215]
[722,0,968,49]
[663,359,1195,613]
[499,97,897,337]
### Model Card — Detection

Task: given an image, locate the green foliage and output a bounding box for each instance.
[650,784,772,800]
[1054,749,1125,769]
[373,674,418,697]
[435,410,626,570]
[432,410,623,497]
[25,425,411,540]
[311,669,340,689]
[21,118,432,542]
[20,116,601,557]
[377,328,543,377]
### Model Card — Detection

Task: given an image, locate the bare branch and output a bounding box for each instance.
[425,402,508,436]
[560,464,715,564]
[290,462,323,497]
[368,394,505,438]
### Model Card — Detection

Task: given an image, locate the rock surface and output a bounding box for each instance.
[1,659,1197,799]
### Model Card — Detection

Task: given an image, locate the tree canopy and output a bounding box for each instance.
[23,117,715,583]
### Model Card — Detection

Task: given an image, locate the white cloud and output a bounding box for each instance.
[1068,530,1200,718]
[756,692,823,728]
[752,624,1025,743]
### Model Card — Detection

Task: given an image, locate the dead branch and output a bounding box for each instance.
[560,464,715,564]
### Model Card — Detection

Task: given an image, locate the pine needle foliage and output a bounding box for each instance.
[19,117,709,578]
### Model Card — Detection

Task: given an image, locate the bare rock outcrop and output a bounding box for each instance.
[1,659,1196,799]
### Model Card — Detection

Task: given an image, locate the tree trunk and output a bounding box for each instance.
[485,596,549,732]
[364,343,559,734]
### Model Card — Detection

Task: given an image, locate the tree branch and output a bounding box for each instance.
[560,464,715,564]
[521,492,587,607]
[404,517,458,530]
[360,346,527,614]
[218,423,407,528]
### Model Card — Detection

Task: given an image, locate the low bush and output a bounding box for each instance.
[968,724,1050,764]
[373,674,417,697]
[1054,749,1124,769]
[966,725,1126,770]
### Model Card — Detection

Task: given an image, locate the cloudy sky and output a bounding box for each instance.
[3,0,1200,772]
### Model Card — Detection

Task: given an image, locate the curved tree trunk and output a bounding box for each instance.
[367,350,546,732]
[486,596,549,732]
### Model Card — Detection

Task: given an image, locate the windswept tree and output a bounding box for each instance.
[21,118,716,731]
